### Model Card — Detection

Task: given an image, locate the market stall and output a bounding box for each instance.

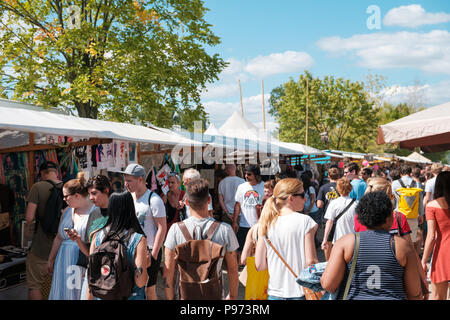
[0,99,203,297]
[377,101,450,153]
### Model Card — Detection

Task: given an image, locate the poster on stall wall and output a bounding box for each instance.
[156,164,171,194]
[46,135,78,145]
[107,140,129,172]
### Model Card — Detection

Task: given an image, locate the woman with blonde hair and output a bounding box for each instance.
[321,177,358,259]
[47,172,96,300]
[255,178,318,300]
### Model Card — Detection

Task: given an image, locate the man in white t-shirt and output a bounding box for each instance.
[233,165,264,255]
[122,163,167,300]
[423,163,443,209]
[218,164,245,217]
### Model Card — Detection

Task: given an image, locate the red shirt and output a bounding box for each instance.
[354,211,411,236]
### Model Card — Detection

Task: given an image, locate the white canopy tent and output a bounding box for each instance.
[204,123,222,136]
[377,102,450,153]
[0,100,201,148]
[211,111,325,156]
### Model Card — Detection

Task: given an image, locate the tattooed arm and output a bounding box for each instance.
[134,237,148,288]
[163,246,176,300]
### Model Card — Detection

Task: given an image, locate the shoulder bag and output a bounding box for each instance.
[342,232,360,300]
[327,199,356,242]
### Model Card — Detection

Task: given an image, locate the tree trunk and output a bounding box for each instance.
[75,101,98,119]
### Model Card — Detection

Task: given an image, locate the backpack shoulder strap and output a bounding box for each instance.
[395,212,404,237]
[398,179,406,188]
[177,221,193,241]
[43,179,58,188]
[147,191,154,206]
[205,221,220,240]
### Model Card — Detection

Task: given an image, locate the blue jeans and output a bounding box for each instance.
[268,295,306,300]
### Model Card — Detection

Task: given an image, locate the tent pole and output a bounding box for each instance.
[239,79,244,116]
[27,133,35,190]
[305,77,309,146]
[262,80,266,131]
[137,142,141,164]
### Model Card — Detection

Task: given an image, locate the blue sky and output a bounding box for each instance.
[200,0,450,134]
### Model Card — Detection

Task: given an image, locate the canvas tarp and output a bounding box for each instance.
[0,100,201,148]
[377,102,450,153]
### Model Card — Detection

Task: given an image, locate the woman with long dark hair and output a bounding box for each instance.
[422,171,450,300]
[89,191,149,300]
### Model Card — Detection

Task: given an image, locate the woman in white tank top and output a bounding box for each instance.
[255,178,319,300]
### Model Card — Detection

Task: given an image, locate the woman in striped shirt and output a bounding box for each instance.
[321,191,425,300]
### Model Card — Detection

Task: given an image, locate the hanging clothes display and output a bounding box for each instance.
[1,152,29,245]
[0,154,5,185]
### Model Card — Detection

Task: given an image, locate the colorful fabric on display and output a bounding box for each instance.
[1,152,29,245]
[0,154,5,185]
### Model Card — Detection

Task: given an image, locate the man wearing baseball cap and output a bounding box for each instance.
[121,163,167,300]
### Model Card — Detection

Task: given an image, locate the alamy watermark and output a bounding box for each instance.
[170,121,280,175]
[367,5,381,30]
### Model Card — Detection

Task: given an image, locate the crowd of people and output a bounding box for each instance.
[23,159,450,300]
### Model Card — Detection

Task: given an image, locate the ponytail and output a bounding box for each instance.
[64,172,89,196]
[259,196,281,237]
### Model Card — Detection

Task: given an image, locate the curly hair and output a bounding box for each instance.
[356,191,392,229]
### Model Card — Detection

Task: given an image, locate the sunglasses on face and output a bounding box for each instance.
[293,192,305,199]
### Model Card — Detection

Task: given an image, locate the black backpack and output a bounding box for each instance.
[40,180,65,236]
[88,231,134,300]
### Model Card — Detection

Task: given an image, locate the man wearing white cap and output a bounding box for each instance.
[121,163,167,300]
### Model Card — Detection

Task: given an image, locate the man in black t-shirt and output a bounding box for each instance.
[316,167,341,260]
[317,167,341,213]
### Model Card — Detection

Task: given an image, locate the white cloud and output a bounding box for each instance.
[201,58,248,100]
[244,51,314,77]
[202,51,316,101]
[201,83,239,100]
[317,30,450,74]
[382,80,450,106]
[384,5,450,28]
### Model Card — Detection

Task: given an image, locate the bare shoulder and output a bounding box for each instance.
[426,199,439,208]
[393,235,413,266]
[334,233,355,262]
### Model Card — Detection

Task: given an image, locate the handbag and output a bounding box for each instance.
[243,256,269,300]
[327,199,355,242]
[266,237,323,300]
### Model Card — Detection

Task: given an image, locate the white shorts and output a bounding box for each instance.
[407,218,419,242]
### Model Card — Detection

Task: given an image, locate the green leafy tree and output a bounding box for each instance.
[269,72,379,152]
[0,0,225,130]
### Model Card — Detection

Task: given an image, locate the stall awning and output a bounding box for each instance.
[0,102,201,147]
[377,102,450,153]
